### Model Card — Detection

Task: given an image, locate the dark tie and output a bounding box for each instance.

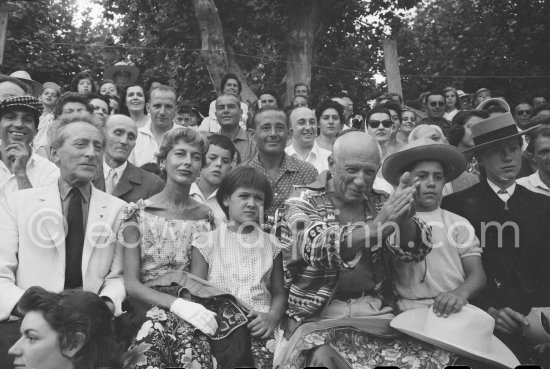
[64,187,84,289]
[497,189,508,195]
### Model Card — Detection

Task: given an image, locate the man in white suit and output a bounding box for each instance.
[0,113,127,366]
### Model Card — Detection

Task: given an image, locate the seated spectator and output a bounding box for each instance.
[513,102,533,129]
[448,109,490,178]
[0,75,26,100]
[409,124,446,143]
[532,95,547,108]
[443,86,461,122]
[70,71,95,96]
[128,85,180,167]
[121,83,149,128]
[93,115,164,203]
[87,92,111,126]
[99,79,119,97]
[174,100,201,128]
[364,106,393,158]
[9,71,42,97]
[285,106,331,173]
[421,91,451,138]
[0,96,59,197]
[291,94,309,108]
[34,82,61,157]
[393,108,418,147]
[244,107,317,220]
[517,126,550,196]
[315,99,344,151]
[258,89,281,108]
[8,286,116,369]
[0,114,127,366]
[382,138,486,313]
[442,112,550,364]
[472,87,491,107]
[190,134,236,224]
[457,89,472,110]
[532,103,550,119]
[202,73,248,132]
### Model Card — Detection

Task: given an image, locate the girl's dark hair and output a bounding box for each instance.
[70,71,96,93]
[216,166,273,218]
[120,83,147,116]
[53,92,93,118]
[208,134,238,163]
[98,79,119,96]
[448,109,489,146]
[17,286,115,369]
[220,73,242,95]
[380,101,402,124]
[315,99,344,123]
[87,92,111,115]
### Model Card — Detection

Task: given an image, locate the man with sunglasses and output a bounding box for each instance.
[421,91,451,139]
[513,102,533,130]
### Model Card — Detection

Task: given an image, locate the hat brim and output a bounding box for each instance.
[391,310,520,369]
[103,65,140,85]
[462,125,537,153]
[382,143,466,186]
[14,78,43,97]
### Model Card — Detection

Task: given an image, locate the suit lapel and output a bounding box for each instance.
[39,184,66,255]
[82,186,109,278]
[113,163,140,198]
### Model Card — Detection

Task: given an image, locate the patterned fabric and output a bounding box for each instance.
[280,326,458,369]
[121,199,214,283]
[466,156,480,177]
[122,306,215,369]
[280,178,432,323]
[193,224,284,313]
[244,153,317,220]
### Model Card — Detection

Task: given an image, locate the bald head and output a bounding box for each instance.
[333,131,381,165]
[104,114,138,166]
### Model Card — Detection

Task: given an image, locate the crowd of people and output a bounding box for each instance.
[0,64,550,369]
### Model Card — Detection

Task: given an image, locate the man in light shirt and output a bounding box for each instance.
[285,106,331,173]
[129,85,179,167]
[0,96,59,197]
[517,126,550,196]
[190,134,236,224]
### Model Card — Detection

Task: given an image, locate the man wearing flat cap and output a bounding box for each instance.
[0,96,59,197]
[442,112,550,363]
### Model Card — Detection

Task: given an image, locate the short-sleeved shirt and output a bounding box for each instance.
[393,207,482,309]
[193,223,282,313]
[0,153,59,197]
[517,171,550,196]
[225,127,257,163]
[285,141,331,174]
[244,153,318,219]
[190,182,227,224]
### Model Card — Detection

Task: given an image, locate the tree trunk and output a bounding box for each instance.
[193,0,256,104]
[0,1,9,65]
[284,0,333,105]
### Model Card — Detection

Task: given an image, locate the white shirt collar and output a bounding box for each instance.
[190,182,218,201]
[529,171,550,191]
[487,178,516,197]
[103,159,127,179]
[287,141,319,161]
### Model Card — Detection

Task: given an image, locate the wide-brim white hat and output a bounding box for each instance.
[10,70,42,97]
[391,305,520,369]
[382,138,466,186]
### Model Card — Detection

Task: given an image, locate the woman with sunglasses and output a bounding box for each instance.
[443,87,461,122]
[364,107,394,158]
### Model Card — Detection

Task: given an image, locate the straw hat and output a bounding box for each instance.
[10,70,42,97]
[524,307,550,345]
[382,138,466,186]
[463,112,535,153]
[391,304,520,369]
[103,62,140,85]
[477,97,511,112]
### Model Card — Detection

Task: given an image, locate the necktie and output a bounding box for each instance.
[65,187,84,289]
[105,168,118,195]
[497,189,508,194]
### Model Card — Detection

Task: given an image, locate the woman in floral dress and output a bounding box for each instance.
[121,127,218,369]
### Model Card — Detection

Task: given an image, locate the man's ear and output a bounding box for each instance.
[50,146,60,166]
[61,332,86,358]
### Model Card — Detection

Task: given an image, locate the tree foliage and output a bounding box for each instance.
[397,0,550,104]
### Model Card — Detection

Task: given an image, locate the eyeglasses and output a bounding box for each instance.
[367,120,393,129]
[428,101,445,108]
[516,110,532,116]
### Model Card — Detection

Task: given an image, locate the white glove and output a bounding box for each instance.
[170,298,218,335]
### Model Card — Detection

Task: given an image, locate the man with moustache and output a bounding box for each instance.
[129,85,179,167]
[442,112,550,363]
[0,96,59,197]
[245,107,317,219]
[94,115,163,203]
[0,114,127,367]
[285,106,331,173]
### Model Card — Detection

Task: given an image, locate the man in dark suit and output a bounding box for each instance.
[95,115,164,203]
[441,112,550,363]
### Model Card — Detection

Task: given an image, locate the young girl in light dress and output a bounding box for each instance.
[191,166,287,368]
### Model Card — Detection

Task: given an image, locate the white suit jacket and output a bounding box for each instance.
[0,183,127,321]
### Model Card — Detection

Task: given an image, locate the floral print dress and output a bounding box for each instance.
[121,200,216,369]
